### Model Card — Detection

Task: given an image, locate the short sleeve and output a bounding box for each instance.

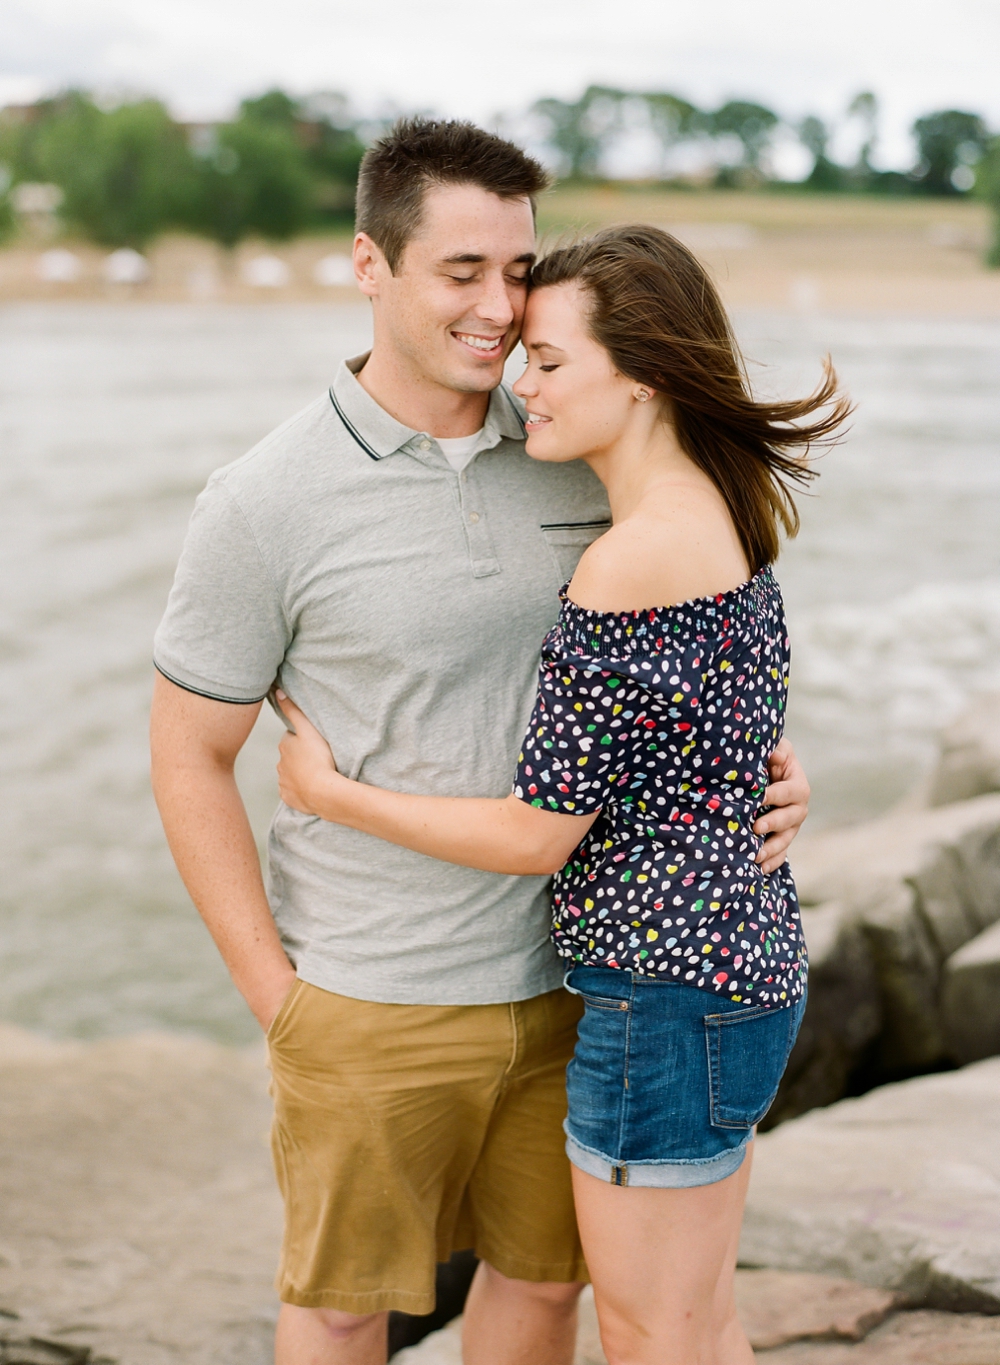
[512,658,635,815]
[153,477,291,703]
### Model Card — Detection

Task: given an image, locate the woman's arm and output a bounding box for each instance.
[275,693,597,876]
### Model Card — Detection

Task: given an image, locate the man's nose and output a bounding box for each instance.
[474,271,516,326]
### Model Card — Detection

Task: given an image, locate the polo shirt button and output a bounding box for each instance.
[469,512,480,523]
[420,439,431,451]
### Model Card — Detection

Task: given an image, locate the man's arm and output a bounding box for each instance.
[150,671,296,1032]
[754,737,810,874]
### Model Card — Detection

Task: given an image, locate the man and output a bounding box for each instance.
[150,118,809,1365]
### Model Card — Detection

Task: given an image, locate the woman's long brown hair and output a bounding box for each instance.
[530,225,852,572]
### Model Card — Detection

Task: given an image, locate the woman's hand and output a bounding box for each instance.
[754,736,810,873]
[275,685,593,871]
[275,691,342,816]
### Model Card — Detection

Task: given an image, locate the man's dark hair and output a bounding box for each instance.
[355,117,550,273]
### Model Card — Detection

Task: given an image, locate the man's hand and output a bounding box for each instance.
[754,737,810,874]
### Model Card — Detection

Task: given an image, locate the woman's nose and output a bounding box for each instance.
[512,368,535,399]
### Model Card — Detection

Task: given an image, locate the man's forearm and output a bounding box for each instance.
[154,758,295,1028]
[150,679,295,1030]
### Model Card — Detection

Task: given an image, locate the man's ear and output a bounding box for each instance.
[354,233,387,298]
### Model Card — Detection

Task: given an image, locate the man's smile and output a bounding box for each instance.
[452,331,505,359]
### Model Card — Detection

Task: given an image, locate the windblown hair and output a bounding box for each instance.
[530,225,852,571]
[355,118,550,273]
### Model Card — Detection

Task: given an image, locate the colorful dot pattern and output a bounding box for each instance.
[513,567,806,1008]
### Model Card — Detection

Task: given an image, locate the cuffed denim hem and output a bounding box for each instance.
[565,1131,749,1188]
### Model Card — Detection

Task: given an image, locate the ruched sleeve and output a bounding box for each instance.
[512,634,707,816]
[513,658,630,814]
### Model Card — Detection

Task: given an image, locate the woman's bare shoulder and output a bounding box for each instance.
[568,486,749,615]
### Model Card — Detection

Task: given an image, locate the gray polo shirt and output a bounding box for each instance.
[154,355,610,1005]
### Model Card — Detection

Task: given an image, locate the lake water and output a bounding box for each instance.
[2,302,998,1041]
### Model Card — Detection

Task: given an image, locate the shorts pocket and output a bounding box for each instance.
[565,967,631,1012]
[580,993,630,1012]
[704,1004,797,1130]
[266,978,304,1046]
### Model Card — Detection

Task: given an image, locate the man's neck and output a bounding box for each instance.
[356,345,491,439]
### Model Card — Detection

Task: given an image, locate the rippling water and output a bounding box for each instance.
[1,303,998,1040]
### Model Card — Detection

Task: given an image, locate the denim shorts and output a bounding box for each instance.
[563,965,806,1188]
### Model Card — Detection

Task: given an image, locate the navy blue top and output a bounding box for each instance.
[512,567,806,1009]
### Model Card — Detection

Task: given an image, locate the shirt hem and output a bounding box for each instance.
[294,959,566,1007]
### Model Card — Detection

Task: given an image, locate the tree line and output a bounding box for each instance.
[0,89,364,250]
[1,85,998,263]
[530,88,991,194]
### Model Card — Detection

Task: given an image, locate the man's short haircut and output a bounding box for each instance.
[355,117,550,273]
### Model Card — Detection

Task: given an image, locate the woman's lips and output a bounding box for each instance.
[524,412,552,430]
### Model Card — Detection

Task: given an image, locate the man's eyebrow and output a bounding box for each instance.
[439,252,536,266]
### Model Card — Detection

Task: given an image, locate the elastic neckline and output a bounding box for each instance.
[560,565,773,623]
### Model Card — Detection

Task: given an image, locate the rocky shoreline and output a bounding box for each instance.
[771,692,1000,1125]
[2,696,1000,1361]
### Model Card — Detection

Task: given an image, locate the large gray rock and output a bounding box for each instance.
[741,1057,1000,1313]
[0,1026,281,1364]
[789,794,1000,1074]
[757,1311,1000,1363]
[941,920,1000,1064]
[927,693,1000,807]
[767,903,881,1125]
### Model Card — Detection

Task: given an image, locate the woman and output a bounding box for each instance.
[274,225,849,1365]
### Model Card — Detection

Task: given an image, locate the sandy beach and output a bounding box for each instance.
[1,189,997,316]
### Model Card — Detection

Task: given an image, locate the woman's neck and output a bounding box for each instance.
[583,419,701,524]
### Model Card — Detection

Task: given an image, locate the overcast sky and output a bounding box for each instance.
[4,0,998,171]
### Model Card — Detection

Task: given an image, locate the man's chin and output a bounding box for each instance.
[443,361,506,395]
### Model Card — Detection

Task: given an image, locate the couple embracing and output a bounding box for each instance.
[151,118,847,1365]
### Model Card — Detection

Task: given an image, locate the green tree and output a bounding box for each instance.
[186,111,313,248]
[531,86,624,179]
[0,95,68,183]
[798,115,842,190]
[642,92,700,177]
[239,89,300,128]
[232,87,364,220]
[710,100,778,174]
[976,137,1000,267]
[847,91,878,178]
[0,164,13,243]
[35,93,195,247]
[912,109,988,195]
[297,93,366,218]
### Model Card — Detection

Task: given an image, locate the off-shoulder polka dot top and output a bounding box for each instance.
[512,566,806,1009]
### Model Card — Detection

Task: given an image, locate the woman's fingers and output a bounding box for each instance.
[755,767,810,870]
[275,688,306,727]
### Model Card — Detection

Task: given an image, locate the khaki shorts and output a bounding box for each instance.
[267,979,587,1314]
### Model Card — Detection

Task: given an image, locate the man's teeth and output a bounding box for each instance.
[456,333,502,351]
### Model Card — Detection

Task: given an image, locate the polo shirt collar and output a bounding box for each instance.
[330,352,526,462]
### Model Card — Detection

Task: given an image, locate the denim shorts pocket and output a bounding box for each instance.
[704,1004,796,1130]
[564,967,631,1012]
[579,992,631,1012]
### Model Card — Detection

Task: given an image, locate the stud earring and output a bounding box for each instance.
[635,389,650,402]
